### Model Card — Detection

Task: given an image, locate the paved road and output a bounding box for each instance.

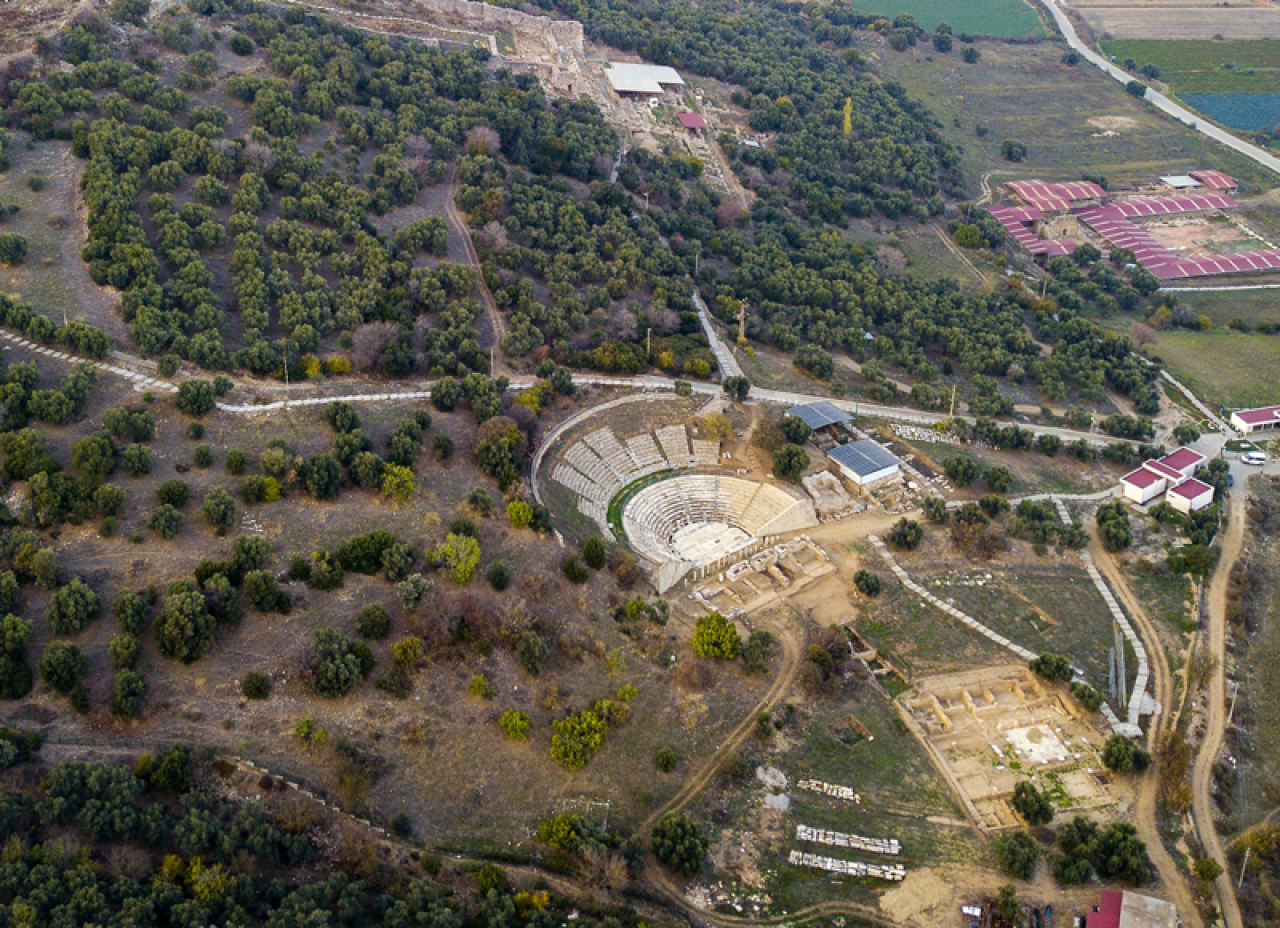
[1038,0,1280,177]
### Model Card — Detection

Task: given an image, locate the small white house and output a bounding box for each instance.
[1167,478,1215,513]
[1120,466,1165,505]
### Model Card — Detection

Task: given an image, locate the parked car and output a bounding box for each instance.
[1242,451,1268,466]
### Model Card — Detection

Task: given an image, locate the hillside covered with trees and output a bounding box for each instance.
[0,0,1163,412]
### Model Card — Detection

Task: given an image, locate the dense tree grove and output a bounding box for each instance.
[0,749,641,927]
[0,0,1166,409]
[3,1,635,380]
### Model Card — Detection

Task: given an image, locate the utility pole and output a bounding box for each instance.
[737,300,748,348]
[1239,846,1252,889]
[949,384,957,419]
[1227,680,1240,725]
[646,327,652,358]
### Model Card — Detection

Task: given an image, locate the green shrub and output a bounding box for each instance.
[853,569,882,596]
[549,708,607,770]
[994,830,1039,880]
[562,555,588,584]
[691,612,741,659]
[582,537,607,569]
[39,641,87,694]
[308,627,374,697]
[242,671,272,699]
[1011,781,1054,826]
[1030,652,1073,683]
[108,633,140,670]
[112,670,147,718]
[498,709,529,740]
[651,813,708,877]
[356,603,392,640]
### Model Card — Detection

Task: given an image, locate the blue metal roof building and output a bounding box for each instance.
[787,401,853,431]
[828,440,900,485]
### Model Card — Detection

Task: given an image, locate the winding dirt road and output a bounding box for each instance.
[1191,491,1247,928]
[635,611,913,927]
[641,615,804,833]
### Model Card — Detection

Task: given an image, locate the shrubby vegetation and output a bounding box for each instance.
[691,611,741,659]
[1053,815,1150,886]
[0,749,630,927]
[651,812,708,878]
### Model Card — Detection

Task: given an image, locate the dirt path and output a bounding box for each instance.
[631,610,897,926]
[1191,491,1247,928]
[442,166,508,371]
[640,611,804,832]
[929,221,990,287]
[1092,542,1202,926]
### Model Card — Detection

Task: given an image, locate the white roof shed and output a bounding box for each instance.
[604,62,685,94]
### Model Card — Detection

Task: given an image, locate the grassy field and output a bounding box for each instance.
[893,227,985,284]
[917,564,1123,688]
[1148,329,1280,410]
[866,37,1278,196]
[0,136,129,341]
[692,676,986,916]
[1099,39,1280,93]
[854,0,1045,37]
[895,436,1122,497]
[853,579,1010,680]
[1166,289,1280,329]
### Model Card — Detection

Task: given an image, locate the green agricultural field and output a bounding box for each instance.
[866,37,1276,195]
[857,0,1045,37]
[1149,329,1280,409]
[1100,39,1280,93]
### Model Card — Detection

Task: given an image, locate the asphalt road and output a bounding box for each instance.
[1037,0,1280,177]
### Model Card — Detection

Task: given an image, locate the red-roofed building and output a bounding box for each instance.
[1143,459,1184,482]
[1087,890,1124,928]
[1005,179,1107,210]
[1230,405,1280,434]
[1189,169,1238,191]
[994,174,1275,280]
[1119,446,1213,509]
[1168,478,1215,513]
[1121,466,1166,504]
[676,112,708,131]
[1157,446,1205,478]
[1087,890,1178,928]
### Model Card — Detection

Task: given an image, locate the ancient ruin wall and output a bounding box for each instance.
[411,0,584,50]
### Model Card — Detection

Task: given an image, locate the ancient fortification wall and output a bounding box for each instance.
[413,0,584,50]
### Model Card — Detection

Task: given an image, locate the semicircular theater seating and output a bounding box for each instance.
[622,475,817,568]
